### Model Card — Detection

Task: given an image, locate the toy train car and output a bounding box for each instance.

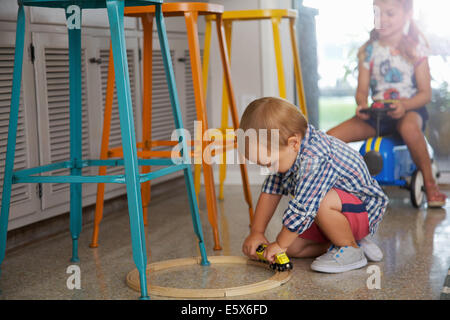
[256,244,293,271]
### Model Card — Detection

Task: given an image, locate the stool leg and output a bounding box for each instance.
[193,159,201,202]
[193,17,213,200]
[141,14,154,227]
[271,17,286,99]
[106,0,148,299]
[155,5,210,264]
[289,19,308,118]
[184,168,209,265]
[193,162,201,198]
[193,17,213,198]
[0,5,25,273]
[218,20,232,201]
[90,44,115,248]
[215,15,254,224]
[185,11,221,251]
[201,18,212,101]
[66,9,83,263]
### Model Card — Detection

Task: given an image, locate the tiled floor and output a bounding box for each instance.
[0,182,449,300]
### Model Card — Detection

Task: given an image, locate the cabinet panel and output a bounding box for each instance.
[182,49,203,137]
[92,36,200,188]
[86,36,141,196]
[29,7,137,29]
[0,31,40,228]
[0,1,20,22]
[146,39,202,182]
[32,32,94,210]
[142,38,186,182]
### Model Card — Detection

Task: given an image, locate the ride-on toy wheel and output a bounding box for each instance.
[410,169,425,208]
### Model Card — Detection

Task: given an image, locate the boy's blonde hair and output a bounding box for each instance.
[239,97,308,148]
[358,0,429,64]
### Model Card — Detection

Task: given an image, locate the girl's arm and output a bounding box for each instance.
[355,63,371,120]
[402,59,432,110]
[389,59,432,119]
[355,63,371,108]
[242,192,282,259]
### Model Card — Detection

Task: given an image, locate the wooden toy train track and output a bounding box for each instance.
[126,256,292,298]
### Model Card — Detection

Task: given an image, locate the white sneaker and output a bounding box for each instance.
[358,237,383,262]
[311,245,367,273]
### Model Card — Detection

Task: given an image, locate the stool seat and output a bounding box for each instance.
[125,2,224,16]
[208,9,298,21]
[21,0,162,9]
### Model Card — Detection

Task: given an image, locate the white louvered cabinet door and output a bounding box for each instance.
[86,36,142,199]
[182,49,203,140]
[0,31,40,230]
[33,32,95,211]
[140,38,197,184]
[93,37,197,193]
[147,49,177,178]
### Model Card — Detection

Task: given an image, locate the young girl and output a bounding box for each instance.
[328,0,446,207]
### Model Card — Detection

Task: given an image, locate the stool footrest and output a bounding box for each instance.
[11,159,189,184]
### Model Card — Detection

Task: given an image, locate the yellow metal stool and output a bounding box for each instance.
[202,9,309,200]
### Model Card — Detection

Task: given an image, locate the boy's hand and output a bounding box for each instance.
[242,232,269,260]
[387,101,406,119]
[263,242,286,264]
[356,104,370,120]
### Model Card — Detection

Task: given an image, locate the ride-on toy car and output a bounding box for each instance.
[359,100,439,207]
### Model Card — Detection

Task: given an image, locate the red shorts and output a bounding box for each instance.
[299,189,370,243]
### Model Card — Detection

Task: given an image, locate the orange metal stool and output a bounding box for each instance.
[90,2,254,251]
[203,9,309,200]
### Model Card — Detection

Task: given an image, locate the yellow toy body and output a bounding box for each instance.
[256,244,293,271]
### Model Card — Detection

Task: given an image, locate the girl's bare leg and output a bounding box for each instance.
[327,116,376,143]
[396,112,432,182]
[396,112,446,205]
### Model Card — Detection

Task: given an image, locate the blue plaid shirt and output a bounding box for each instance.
[262,124,388,236]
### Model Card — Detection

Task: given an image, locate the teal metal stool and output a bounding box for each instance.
[0,0,209,300]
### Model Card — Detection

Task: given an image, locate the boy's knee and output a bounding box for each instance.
[286,238,313,257]
[316,189,342,219]
[286,244,303,257]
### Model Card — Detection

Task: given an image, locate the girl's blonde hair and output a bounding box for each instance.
[239,97,307,148]
[358,0,429,64]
